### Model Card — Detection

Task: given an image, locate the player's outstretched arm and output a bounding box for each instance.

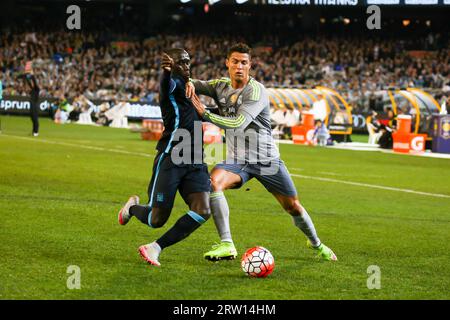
[159,53,176,99]
[190,93,250,130]
[188,79,218,100]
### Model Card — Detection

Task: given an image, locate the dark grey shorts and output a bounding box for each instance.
[215,158,297,197]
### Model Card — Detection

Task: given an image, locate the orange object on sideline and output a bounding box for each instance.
[397,115,412,135]
[291,111,316,145]
[392,133,427,154]
[141,119,164,141]
[302,111,315,127]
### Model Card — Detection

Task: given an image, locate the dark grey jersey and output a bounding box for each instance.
[193,77,280,163]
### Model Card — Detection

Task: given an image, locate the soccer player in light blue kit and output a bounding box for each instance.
[188,43,337,262]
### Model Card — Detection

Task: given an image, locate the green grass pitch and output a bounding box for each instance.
[0,115,449,300]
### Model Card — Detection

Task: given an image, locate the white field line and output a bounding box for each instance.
[2,134,449,199]
[290,173,450,199]
[316,171,343,176]
[0,134,154,158]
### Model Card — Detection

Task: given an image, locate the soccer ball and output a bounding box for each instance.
[241,246,275,278]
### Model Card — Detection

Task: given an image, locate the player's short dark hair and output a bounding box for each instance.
[166,48,188,58]
[227,43,251,58]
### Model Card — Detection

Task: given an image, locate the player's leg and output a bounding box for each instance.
[120,199,173,227]
[210,167,241,242]
[139,165,211,267]
[139,193,209,267]
[155,163,212,252]
[254,159,337,261]
[156,192,210,250]
[272,193,337,261]
[118,152,160,225]
[147,207,174,227]
[137,158,179,227]
[272,193,319,246]
[204,165,249,261]
[119,153,176,227]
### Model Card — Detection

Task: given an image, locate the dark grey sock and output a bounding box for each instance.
[129,205,151,225]
[156,211,206,250]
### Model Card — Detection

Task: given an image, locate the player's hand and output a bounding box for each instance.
[185,81,195,99]
[190,93,206,117]
[161,53,173,72]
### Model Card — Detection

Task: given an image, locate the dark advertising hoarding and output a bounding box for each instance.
[0,96,162,120]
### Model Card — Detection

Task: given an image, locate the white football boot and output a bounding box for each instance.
[138,242,161,267]
[118,195,139,225]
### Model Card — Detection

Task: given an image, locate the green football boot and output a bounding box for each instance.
[204,242,238,261]
[307,240,338,261]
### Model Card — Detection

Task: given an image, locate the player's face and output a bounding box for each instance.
[172,51,191,81]
[226,52,251,84]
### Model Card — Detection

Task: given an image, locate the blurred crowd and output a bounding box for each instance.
[1,28,449,113]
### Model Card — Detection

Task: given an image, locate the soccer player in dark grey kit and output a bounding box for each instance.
[188,43,337,262]
[118,49,211,267]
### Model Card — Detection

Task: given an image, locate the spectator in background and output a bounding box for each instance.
[378,107,397,149]
[440,94,448,114]
[54,95,72,124]
[311,93,327,122]
[76,95,95,125]
[0,24,448,113]
[313,120,330,146]
[367,111,382,145]
[270,107,287,138]
[283,108,300,139]
[95,102,111,126]
[106,100,130,128]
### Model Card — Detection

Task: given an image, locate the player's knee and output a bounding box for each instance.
[190,203,211,219]
[210,176,224,192]
[285,200,302,216]
[188,192,210,217]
